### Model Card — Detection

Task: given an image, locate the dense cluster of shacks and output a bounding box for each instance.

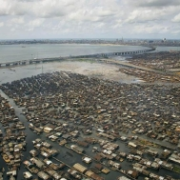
[120,68,180,83]
[0,71,180,180]
[119,51,180,83]
[130,52,180,71]
[0,95,26,180]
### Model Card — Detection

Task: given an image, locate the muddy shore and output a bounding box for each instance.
[0,53,180,180]
[0,60,139,85]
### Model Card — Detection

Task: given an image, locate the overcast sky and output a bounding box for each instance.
[0,0,180,40]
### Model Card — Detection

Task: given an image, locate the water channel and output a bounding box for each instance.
[0,86,180,180]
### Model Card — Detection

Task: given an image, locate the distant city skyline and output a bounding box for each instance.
[0,0,180,39]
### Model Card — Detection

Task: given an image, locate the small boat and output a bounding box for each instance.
[120,158,124,162]
[82,156,92,164]
[23,171,33,179]
[3,154,10,163]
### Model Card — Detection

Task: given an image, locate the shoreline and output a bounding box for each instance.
[1,49,180,180]
[0,44,152,64]
[0,60,139,85]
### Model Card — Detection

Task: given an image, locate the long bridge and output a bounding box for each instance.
[0,47,155,67]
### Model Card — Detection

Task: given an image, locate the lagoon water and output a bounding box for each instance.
[1,44,180,179]
[0,44,179,85]
[0,44,150,63]
[0,43,179,63]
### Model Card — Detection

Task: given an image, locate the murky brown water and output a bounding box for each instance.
[0,60,139,85]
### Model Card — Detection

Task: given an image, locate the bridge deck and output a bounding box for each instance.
[0,47,154,67]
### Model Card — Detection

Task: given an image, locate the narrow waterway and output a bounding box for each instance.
[0,89,126,180]
[1,80,180,180]
[0,90,38,180]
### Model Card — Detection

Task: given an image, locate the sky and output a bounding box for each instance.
[0,0,180,40]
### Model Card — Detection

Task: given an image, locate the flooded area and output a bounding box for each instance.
[0,69,180,180]
[0,60,138,85]
[0,47,180,180]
